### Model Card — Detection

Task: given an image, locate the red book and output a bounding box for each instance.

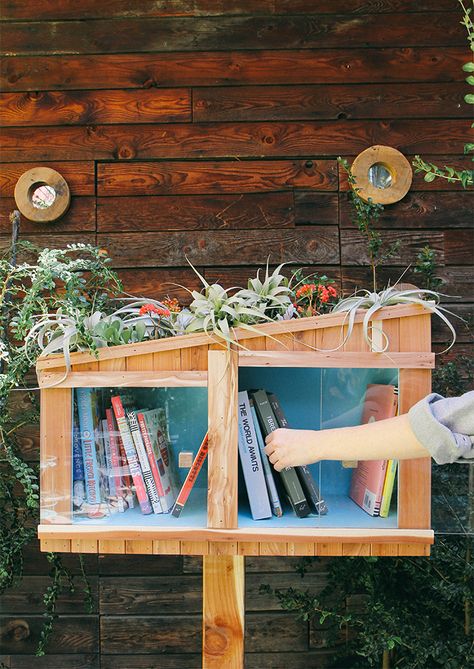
[349,384,398,516]
[171,433,208,518]
[105,408,126,509]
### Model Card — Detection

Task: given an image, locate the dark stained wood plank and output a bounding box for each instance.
[340,154,474,192]
[0,616,97,655]
[445,229,474,265]
[13,423,39,463]
[1,49,466,92]
[0,1,456,20]
[341,229,445,265]
[194,82,469,121]
[246,573,327,611]
[245,651,335,669]
[0,162,95,196]
[0,89,191,127]
[294,193,338,226]
[97,160,337,196]
[100,616,202,654]
[100,576,202,614]
[117,268,202,303]
[1,576,98,614]
[245,613,308,652]
[98,554,183,576]
[9,656,99,669]
[0,197,95,233]
[0,234,96,256]
[342,266,474,301]
[98,227,340,267]
[20,542,98,576]
[339,191,474,229]
[431,304,473,344]
[433,342,473,362]
[98,192,295,231]
[0,120,468,162]
[3,14,464,56]
[101,657,201,669]
[183,555,331,573]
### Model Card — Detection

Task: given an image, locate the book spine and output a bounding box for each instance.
[268,392,328,516]
[128,410,163,514]
[171,433,209,518]
[105,408,126,510]
[72,419,86,509]
[251,390,310,518]
[111,396,152,515]
[137,412,170,512]
[380,460,398,518]
[152,412,177,510]
[101,419,115,496]
[76,388,101,505]
[237,391,272,520]
[250,401,283,517]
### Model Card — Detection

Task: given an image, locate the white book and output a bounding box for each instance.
[237,391,272,520]
[127,410,163,514]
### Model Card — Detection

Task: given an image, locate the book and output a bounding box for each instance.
[349,384,398,516]
[101,418,126,513]
[127,409,163,514]
[249,399,283,517]
[251,389,311,518]
[137,408,177,513]
[380,459,398,518]
[111,395,152,515]
[237,391,272,520]
[76,388,102,506]
[267,392,328,516]
[171,432,209,518]
[105,408,127,512]
[72,414,86,511]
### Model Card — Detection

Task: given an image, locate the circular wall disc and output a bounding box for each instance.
[14,167,71,222]
[350,145,413,205]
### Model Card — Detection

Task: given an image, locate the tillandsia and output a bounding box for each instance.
[331,285,460,354]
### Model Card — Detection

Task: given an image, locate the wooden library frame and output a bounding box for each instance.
[36,303,434,668]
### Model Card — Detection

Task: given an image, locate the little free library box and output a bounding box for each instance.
[36,302,434,558]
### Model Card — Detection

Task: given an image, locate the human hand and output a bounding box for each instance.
[264,428,320,472]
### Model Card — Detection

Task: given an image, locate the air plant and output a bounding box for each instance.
[331,285,460,353]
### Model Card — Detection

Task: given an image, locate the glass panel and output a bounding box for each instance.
[71,386,208,526]
[237,367,399,529]
[432,462,474,537]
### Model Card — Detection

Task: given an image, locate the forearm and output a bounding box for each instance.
[310,414,430,461]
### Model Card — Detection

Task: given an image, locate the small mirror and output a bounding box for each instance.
[31,184,57,209]
[368,163,393,190]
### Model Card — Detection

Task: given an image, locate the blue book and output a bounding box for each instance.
[238,391,272,520]
[76,388,102,505]
[250,400,283,517]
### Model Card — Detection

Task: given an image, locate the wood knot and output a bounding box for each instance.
[1,619,30,642]
[204,625,230,655]
[117,145,136,160]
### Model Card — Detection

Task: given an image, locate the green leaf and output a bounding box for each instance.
[464,93,474,104]
[462,61,474,72]
[424,172,437,182]
[465,75,474,85]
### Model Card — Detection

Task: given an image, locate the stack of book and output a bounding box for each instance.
[237,388,328,520]
[73,389,180,519]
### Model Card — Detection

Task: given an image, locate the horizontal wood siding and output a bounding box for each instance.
[1,0,471,665]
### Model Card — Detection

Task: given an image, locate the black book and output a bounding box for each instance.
[267,392,328,516]
[250,389,311,519]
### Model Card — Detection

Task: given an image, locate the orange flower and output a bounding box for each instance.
[163,297,181,313]
[139,304,171,317]
[295,283,316,299]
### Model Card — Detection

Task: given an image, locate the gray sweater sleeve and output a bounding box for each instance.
[408,390,474,464]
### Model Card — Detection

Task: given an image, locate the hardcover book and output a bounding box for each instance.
[105,408,127,512]
[137,408,177,513]
[111,395,152,515]
[349,384,398,516]
[76,388,102,506]
[172,432,208,518]
[249,399,283,517]
[251,389,311,518]
[237,391,272,520]
[380,459,398,518]
[127,410,163,514]
[268,392,328,516]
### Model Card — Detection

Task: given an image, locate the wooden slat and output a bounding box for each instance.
[398,314,432,530]
[208,350,238,529]
[1,119,468,161]
[208,542,238,556]
[125,540,153,555]
[259,543,288,556]
[35,304,432,371]
[237,542,260,556]
[99,540,126,554]
[2,49,466,92]
[0,161,95,196]
[342,543,371,556]
[71,539,98,554]
[181,344,209,371]
[0,89,191,126]
[181,541,209,555]
[238,351,434,368]
[40,387,72,524]
[287,543,315,556]
[1,0,457,20]
[98,192,295,232]
[98,228,339,268]
[398,543,430,556]
[203,555,244,669]
[98,160,338,196]
[38,371,208,388]
[153,540,181,555]
[0,196,95,233]
[341,229,445,266]
[194,82,467,122]
[40,539,71,553]
[371,543,399,556]
[3,14,463,56]
[317,543,343,556]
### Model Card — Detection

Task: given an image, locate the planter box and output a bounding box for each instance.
[36,303,434,556]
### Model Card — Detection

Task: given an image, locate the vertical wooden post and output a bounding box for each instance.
[203,555,245,669]
[204,349,244,668]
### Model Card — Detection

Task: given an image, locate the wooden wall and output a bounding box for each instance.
[0,1,472,666]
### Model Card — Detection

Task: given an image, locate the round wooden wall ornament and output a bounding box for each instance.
[14,167,71,222]
[350,145,412,205]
